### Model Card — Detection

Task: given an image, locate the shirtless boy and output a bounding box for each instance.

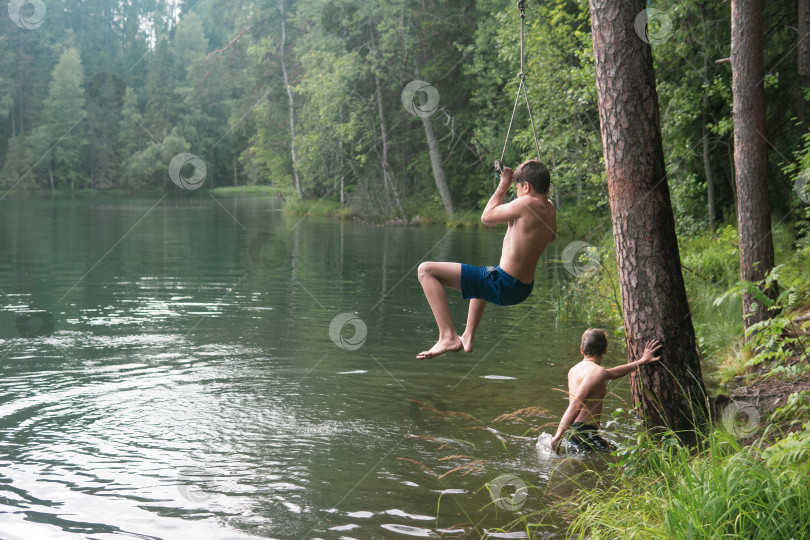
[551,329,662,453]
[416,159,556,359]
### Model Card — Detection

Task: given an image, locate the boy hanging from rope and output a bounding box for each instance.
[416,159,556,359]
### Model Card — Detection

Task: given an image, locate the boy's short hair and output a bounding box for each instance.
[581,328,608,356]
[513,159,550,194]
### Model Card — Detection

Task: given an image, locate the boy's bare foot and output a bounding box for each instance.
[460,333,474,353]
[416,336,463,359]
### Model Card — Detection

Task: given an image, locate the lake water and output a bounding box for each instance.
[0,194,632,539]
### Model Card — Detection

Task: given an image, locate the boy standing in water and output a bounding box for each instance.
[551,329,662,453]
[416,159,556,359]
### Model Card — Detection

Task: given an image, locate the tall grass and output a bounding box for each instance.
[566,427,810,539]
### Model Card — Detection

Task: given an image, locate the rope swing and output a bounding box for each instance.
[494,0,542,176]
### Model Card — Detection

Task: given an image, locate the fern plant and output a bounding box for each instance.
[714,265,809,376]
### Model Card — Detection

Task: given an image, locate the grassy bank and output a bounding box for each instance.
[280,194,492,226]
[564,419,810,539]
[209,185,290,197]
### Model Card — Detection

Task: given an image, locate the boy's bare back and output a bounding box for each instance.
[566,360,608,427]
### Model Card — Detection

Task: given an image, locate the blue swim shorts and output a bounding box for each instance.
[460,264,533,306]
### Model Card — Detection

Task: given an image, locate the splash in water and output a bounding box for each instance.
[535,433,556,458]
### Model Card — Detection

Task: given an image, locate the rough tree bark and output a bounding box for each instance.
[731,0,777,335]
[279,0,303,202]
[588,0,708,432]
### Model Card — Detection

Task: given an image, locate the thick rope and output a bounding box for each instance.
[498,83,523,169]
[519,0,525,78]
[494,0,542,175]
[522,80,542,161]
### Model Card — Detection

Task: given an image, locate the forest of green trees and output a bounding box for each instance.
[1,0,809,234]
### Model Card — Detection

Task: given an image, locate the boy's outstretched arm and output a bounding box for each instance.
[604,340,662,380]
[550,372,605,453]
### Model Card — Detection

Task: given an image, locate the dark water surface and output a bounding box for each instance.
[0,195,631,539]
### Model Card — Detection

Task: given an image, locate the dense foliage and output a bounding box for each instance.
[0,0,808,229]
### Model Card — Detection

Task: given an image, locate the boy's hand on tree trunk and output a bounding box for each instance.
[639,340,662,365]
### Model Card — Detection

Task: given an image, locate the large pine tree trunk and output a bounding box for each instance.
[279,0,303,202]
[731,0,777,334]
[588,0,707,432]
